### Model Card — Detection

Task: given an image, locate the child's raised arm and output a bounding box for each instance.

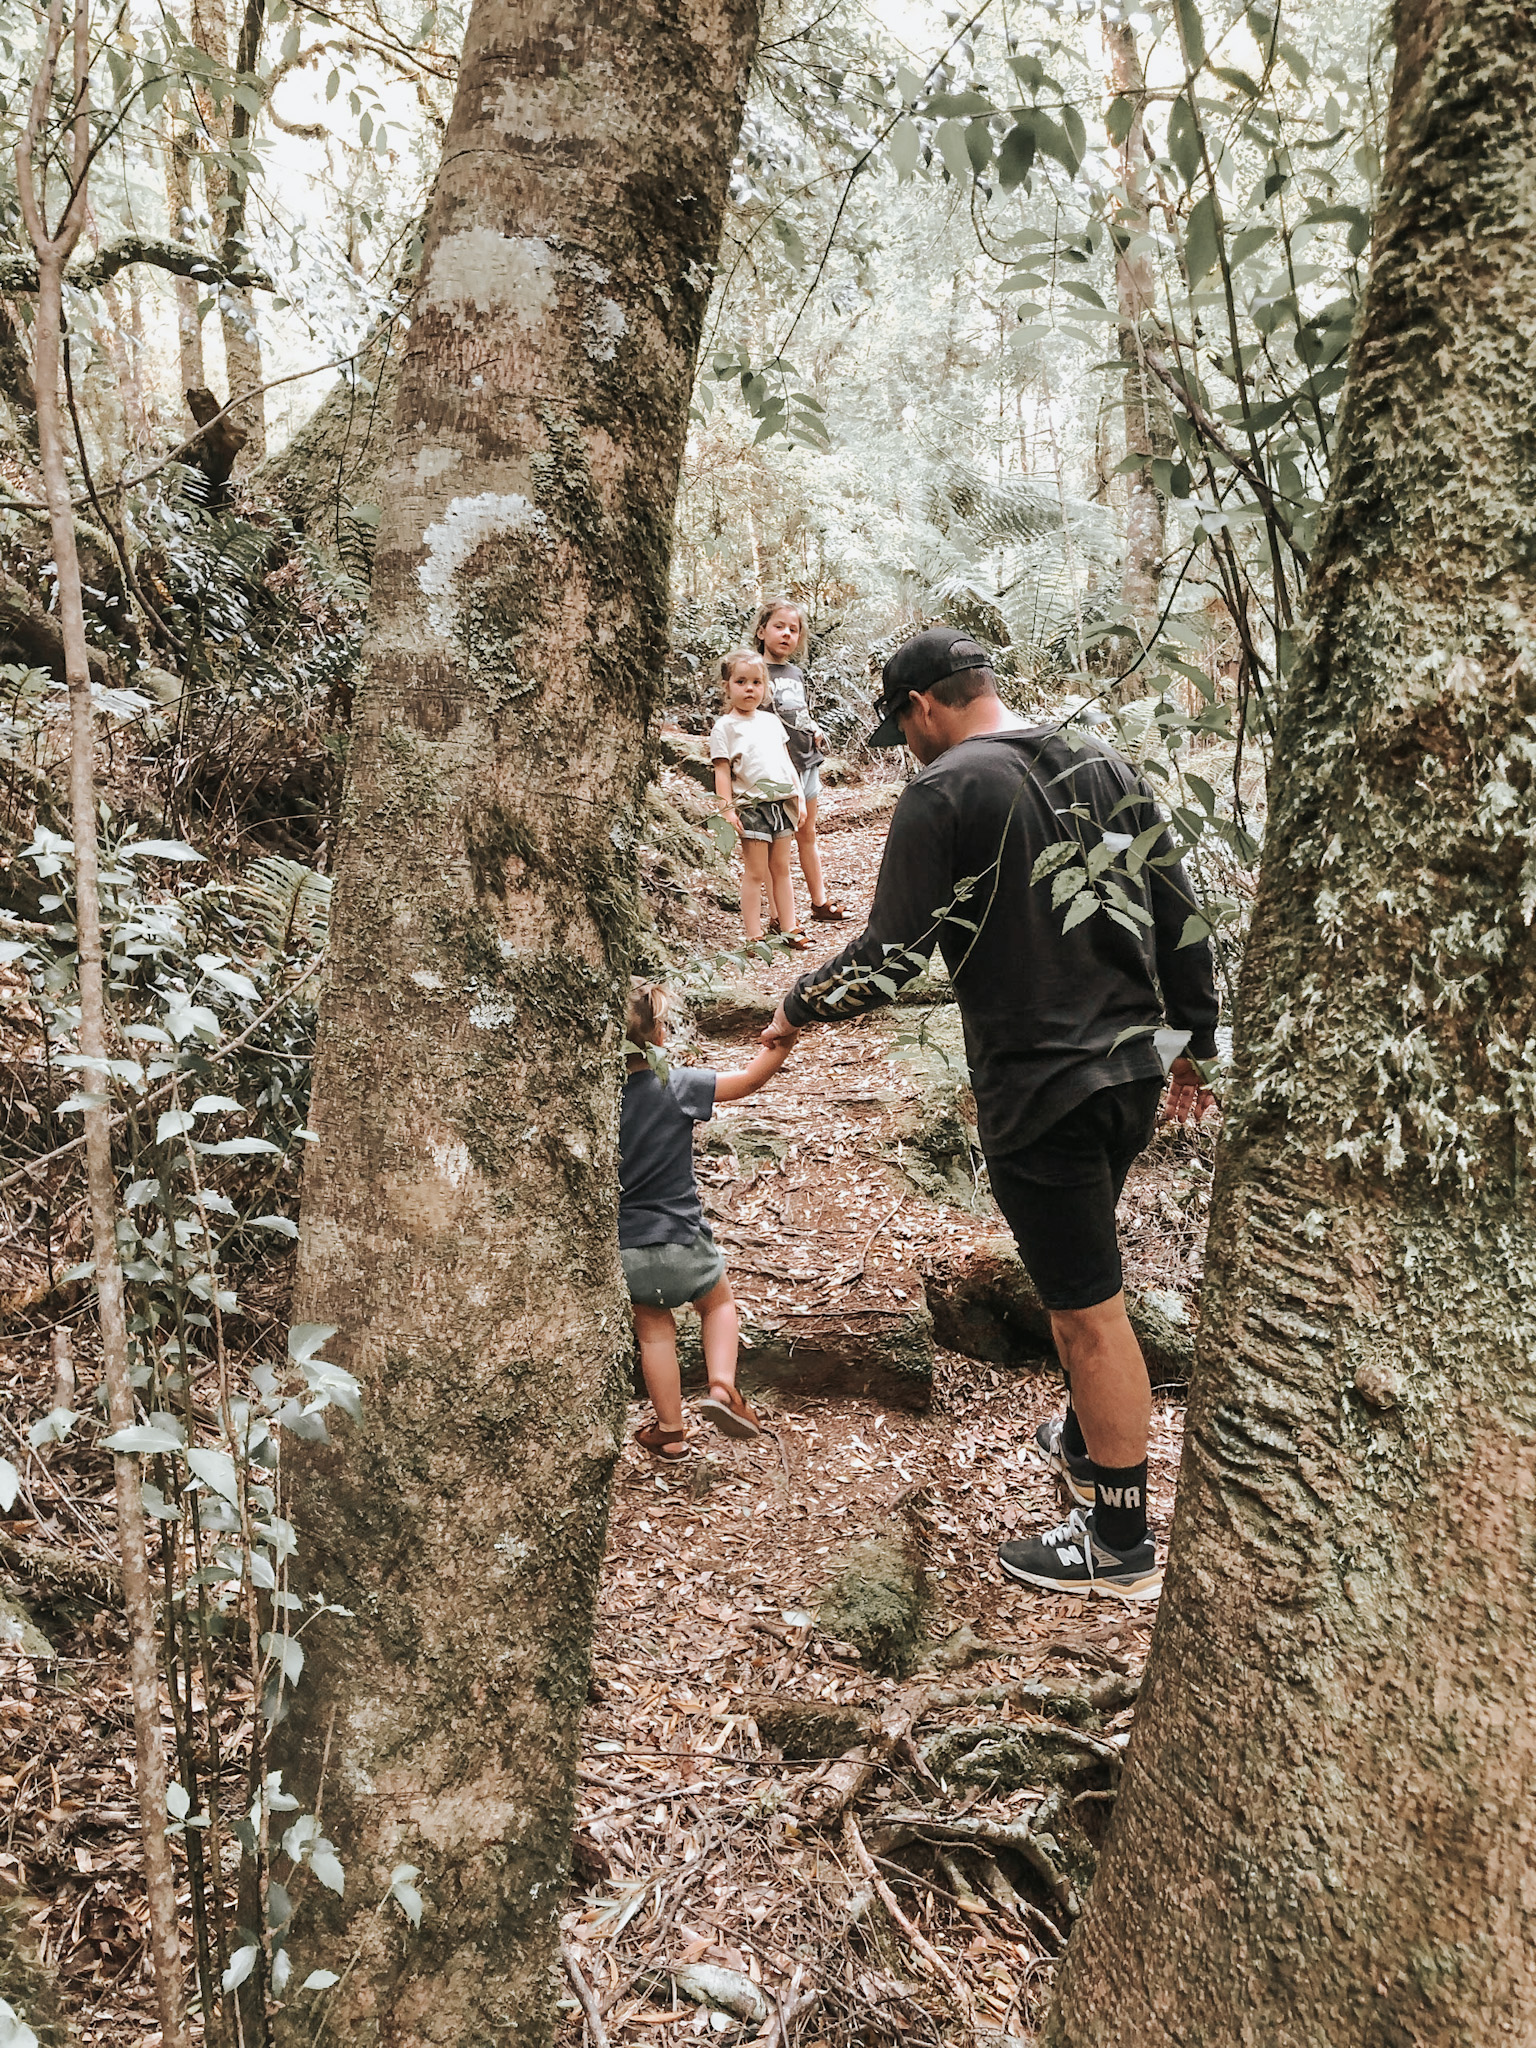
[714,1037,795,1104]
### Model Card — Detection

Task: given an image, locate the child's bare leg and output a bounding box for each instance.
[632,1302,685,1431]
[769,838,798,932]
[695,1276,740,1396]
[796,795,826,904]
[740,838,770,940]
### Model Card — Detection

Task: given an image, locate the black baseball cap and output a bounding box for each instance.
[869,628,994,747]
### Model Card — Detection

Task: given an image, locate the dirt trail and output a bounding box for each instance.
[560,785,1215,2040]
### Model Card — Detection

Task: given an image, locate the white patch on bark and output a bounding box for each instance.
[417,493,547,640]
[410,969,446,991]
[469,993,517,1031]
[494,1534,532,1567]
[428,1138,471,1185]
[412,446,461,486]
[421,230,556,325]
[586,297,627,362]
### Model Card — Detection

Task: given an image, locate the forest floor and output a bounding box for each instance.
[0,767,1218,2047]
[560,770,1218,2044]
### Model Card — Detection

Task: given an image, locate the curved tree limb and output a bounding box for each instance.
[0,233,273,297]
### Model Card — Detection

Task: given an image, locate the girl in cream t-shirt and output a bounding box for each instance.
[708,648,809,948]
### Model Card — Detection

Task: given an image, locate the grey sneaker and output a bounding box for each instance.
[998,1508,1162,1602]
[1034,1413,1094,1509]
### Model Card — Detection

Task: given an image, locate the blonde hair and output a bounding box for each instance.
[625,980,668,1050]
[719,647,768,702]
[751,597,808,662]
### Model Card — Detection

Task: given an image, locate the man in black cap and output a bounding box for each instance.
[761,628,1218,1599]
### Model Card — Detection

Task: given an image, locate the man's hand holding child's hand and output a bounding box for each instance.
[762,1005,800,1052]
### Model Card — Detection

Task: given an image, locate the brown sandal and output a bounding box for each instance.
[782,930,812,950]
[811,900,849,921]
[635,1422,689,1460]
[697,1385,762,1441]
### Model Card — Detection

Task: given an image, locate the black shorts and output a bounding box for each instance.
[985,1078,1163,1313]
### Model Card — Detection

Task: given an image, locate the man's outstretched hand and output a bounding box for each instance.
[761,1003,800,1052]
[1163,1054,1217,1123]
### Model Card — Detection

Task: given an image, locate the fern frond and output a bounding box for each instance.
[236,856,332,955]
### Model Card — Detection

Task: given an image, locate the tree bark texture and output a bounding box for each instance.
[190,0,267,461]
[272,4,758,2043]
[164,99,208,401]
[1104,16,1169,624]
[1048,5,1536,2043]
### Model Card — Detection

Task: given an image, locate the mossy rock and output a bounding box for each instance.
[889,1081,983,1208]
[675,1303,934,1411]
[814,1532,928,1675]
[0,1588,53,1661]
[722,1119,787,1170]
[690,982,777,1037]
[0,1887,70,2047]
[748,1695,875,1759]
[922,1234,1195,1388]
[655,728,717,790]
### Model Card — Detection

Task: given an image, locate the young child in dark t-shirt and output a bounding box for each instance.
[619,981,794,1459]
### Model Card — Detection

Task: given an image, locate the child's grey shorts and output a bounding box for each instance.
[622,1225,726,1309]
[737,799,797,842]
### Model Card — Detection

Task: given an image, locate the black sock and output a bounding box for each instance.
[1062,1403,1087,1461]
[1091,1461,1148,1551]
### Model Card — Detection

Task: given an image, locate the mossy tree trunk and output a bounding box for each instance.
[271,3,758,2042]
[1048,3,1536,2041]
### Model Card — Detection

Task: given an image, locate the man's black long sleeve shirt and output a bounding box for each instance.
[783,727,1220,1156]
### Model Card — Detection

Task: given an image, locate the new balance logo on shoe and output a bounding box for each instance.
[1097,1485,1142,1510]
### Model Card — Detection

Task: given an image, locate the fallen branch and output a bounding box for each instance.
[842,1809,972,2017]
[560,1937,609,2048]
[798,1686,926,1831]
[0,570,114,687]
[762,1981,822,2047]
[0,1530,119,1603]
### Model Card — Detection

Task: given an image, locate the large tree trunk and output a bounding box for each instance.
[270,3,758,2042]
[1047,3,1536,2041]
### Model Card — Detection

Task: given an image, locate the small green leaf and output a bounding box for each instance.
[302,1970,340,1991]
[249,1214,300,1238]
[119,839,204,863]
[1106,94,1136,148]
[936,119,972,181]
[996,116,1037,191]
[888,116,921,180]
[222,1945,258,1992]
[188,1448,240,1504]
[1167,96,1201,186]
[1174,0,1207,70]
[1061,892,1100,932]
[104,1422,186,1454]
[1179,914,1213,947]
[964,118,994,175]
[288,1324,337,1364]
[1185,191,1221,286]
[0,1457,19,1513]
